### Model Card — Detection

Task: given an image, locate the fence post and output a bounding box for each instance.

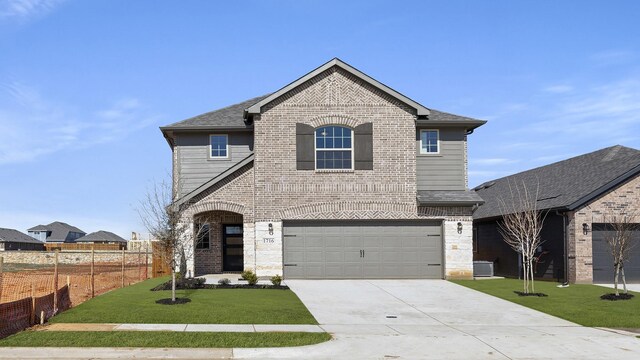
[53,250,59,312]
[91,247,95,298]
[145,243,149,279]
[0,256,3,303]
[30,282,36,325]
[121,248,125,288]
[137,246,141,281]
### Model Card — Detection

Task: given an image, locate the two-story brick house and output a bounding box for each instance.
[160,58,485,279]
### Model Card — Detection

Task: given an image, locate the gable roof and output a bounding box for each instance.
[27,221,85,242]
[245,58,432,118]
[473,145,640,220]
[0,228,44,244]
[76,231,127,243]
[160,58,486,145]
[175,153,255,207]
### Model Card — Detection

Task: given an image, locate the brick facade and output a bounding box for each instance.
[568,174,640,283]
[180,64,475,279]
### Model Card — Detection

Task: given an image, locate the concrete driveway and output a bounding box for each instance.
[237,280,640,359]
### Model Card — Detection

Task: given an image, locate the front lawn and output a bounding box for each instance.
[51,277,318,324]
[453,279,640,328]
[0,331,331,348]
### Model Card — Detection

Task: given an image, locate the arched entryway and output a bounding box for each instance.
[193,210,244,276]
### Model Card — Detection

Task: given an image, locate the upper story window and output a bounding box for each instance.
[210,134,228,158]
[420,129,439,154]
[315,126,353,170]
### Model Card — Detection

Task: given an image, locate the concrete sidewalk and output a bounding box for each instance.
[38,323,325,333]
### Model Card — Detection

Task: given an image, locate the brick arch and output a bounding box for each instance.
[184,200,246,219]
[279,201,418,220]
[307,114,368,129]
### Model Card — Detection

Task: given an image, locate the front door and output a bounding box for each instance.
[223,224,244,272]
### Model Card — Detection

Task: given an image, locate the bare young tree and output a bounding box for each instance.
[602,213,639,297]
[497,180,547,294]
[138,178,209,302]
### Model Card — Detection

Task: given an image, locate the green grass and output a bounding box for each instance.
[51,277,318,324]
[453,278,640,328]
[0,331,331,348]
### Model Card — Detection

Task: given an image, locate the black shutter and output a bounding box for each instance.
[296,123,315,170]
[354,123,373,170]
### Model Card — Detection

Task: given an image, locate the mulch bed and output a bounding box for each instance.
[155,298,192,305]
[150,279,288,291]
[513,291,548,297]
[600,293,635,301]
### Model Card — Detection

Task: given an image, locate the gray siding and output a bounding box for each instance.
[416,128,466,191]
[175,132,253,195]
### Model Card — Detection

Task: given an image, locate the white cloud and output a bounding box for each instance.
[0,0,63,19]
[0,81,159,164]
[543,84,574,94]
[473,158,518,166]
[531,79,640,142]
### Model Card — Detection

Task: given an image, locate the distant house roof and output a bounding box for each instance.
[27,221,86,242]
[473,145,640,220]
[75,231,127,244]
[160,58,485,146]
[0,228,44,244]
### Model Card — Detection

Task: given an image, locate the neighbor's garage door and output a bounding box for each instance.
[592,223,640,283]
[283,220,443,279]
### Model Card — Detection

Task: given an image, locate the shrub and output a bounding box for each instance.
[218,278,231,285]
[179,277,205,289]
[271,275,282,286]
[241,270,258,285]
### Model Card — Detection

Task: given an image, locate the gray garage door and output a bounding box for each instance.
[592,223,640,283]
[283,220,443,279]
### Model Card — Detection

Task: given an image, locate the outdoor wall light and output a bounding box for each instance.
[582,223,590,235]
[268,223,274,235]
[457,222,463,234]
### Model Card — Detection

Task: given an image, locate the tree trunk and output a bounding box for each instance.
[613,263,620,296]
[621,266,628,294]
[529,258,535,293]
[171,270,177,302]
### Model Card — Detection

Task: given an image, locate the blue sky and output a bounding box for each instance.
[1,0,639,238]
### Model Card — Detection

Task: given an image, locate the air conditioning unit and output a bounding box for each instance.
[473,261,494,277]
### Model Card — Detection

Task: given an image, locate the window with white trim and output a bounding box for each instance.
[315,126,353,170]
[420,129,439,154]
[209,134,228,158]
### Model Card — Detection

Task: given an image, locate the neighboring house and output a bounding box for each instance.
[473,145,640,284]
[27,222,86,243]
[160,58,486,279]
[75,231,128,247]
[0,228,45,251]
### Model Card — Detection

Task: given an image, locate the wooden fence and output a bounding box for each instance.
[45,243,126,251]
[151,242,171,278]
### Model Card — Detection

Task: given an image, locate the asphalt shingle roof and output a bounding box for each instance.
[162,95,270,129]
[76,231,127,243]
[0,228,44,244]
[417,190,484,206]
[473,145,640,220]
[27,221,85,242]
[162,94,483,130]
